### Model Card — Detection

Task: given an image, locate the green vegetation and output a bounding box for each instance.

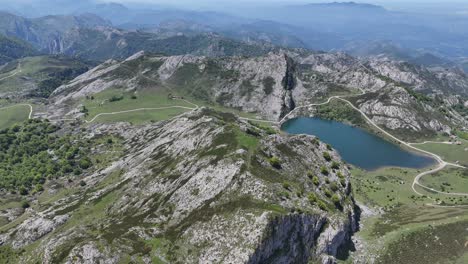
[455,130,468,141]
[0,105,30,130]
[331,161,340,170]
[323,151,332,161]
[262,76,275,95]
[331,194,340,205]
[419,167,468,194]
[312,176,320,186]
[316,100,366,127]
[320,166,329,175]
[352,166,468,263]
[0,56,89,97]
[0,119,102,193]
[0,35,37,65]
[403,86,433,103]
[282,181,291,190]
[268,156,281,169]
[416,141,468,166]
[308,193,317,204]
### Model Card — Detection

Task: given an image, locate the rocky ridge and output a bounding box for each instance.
[0,108,358,263]
[49,51,467,136]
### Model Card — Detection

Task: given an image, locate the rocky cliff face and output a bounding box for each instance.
[49,51,467,136]
[0,109,358,263]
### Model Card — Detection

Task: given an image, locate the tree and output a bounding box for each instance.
[79,158,92,169]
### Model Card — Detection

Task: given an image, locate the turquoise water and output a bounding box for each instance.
[281,117,435,170]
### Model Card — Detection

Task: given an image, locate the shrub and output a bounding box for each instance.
[279,191,290,199]
[331,161,340,170]
[326,144,332,150]
[263,76,275,95]
[324,188,332,197]
[79,158,92,169]
[79,180,87,187]
[21,201,30,209]
[307,170,314,179]
[340,178,347,187]
[323,152,332,161]
[308,193,317,204]
[131,95,138,99]
[19,186,28,196]
[109,95,124,102]
[34,184,44,192]
[269,156,281,169]
[320,166,329,175]
[282,181,291,190]
[330,182,339,192]
[331,194,341,205]
[313,176,320,186]
[317,200,328,211]
[337,172,344,179]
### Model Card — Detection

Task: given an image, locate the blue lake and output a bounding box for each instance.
[281,117,435,170]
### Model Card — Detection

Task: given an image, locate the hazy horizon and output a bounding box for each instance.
[2,0,468,15]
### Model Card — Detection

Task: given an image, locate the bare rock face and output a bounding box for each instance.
[355,86,451,134]
[0,212,69,249]
[2,109,358,264]
[49,50,466,135]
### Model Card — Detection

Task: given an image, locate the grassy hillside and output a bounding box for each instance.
[0,105,30,130]
[0,56,90,98]
[63,30,276,61]
[351,166,468,263]
[0,35,38,65]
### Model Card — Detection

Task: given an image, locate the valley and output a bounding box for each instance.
[1,52,466,263]
[1,2,468,263]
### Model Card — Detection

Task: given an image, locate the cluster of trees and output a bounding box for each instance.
[0,119,93,194]
[0,35,37,65]
[33,66,89,98]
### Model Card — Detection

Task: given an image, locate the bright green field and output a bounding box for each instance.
[419,167,468,194]
[351,166,468,264]
[416,141,468,167]
[0,105,30,129]
[81,87,259,125]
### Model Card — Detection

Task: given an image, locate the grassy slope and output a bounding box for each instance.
[81,86,258,125]
[419,167,468,194]
[0,56,88,95]
[417,141,468,167]
[0,35,38,65]
[351,166,468,264]
[0,105,29,129]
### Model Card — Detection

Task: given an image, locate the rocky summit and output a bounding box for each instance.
[0,108,358,263]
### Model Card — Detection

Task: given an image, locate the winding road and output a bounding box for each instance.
[0,62,22,82]
[0,103,33,119]
[1,61,466,205]
[84,106,195,123]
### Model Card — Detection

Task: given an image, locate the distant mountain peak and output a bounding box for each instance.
[303,1,386,10]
